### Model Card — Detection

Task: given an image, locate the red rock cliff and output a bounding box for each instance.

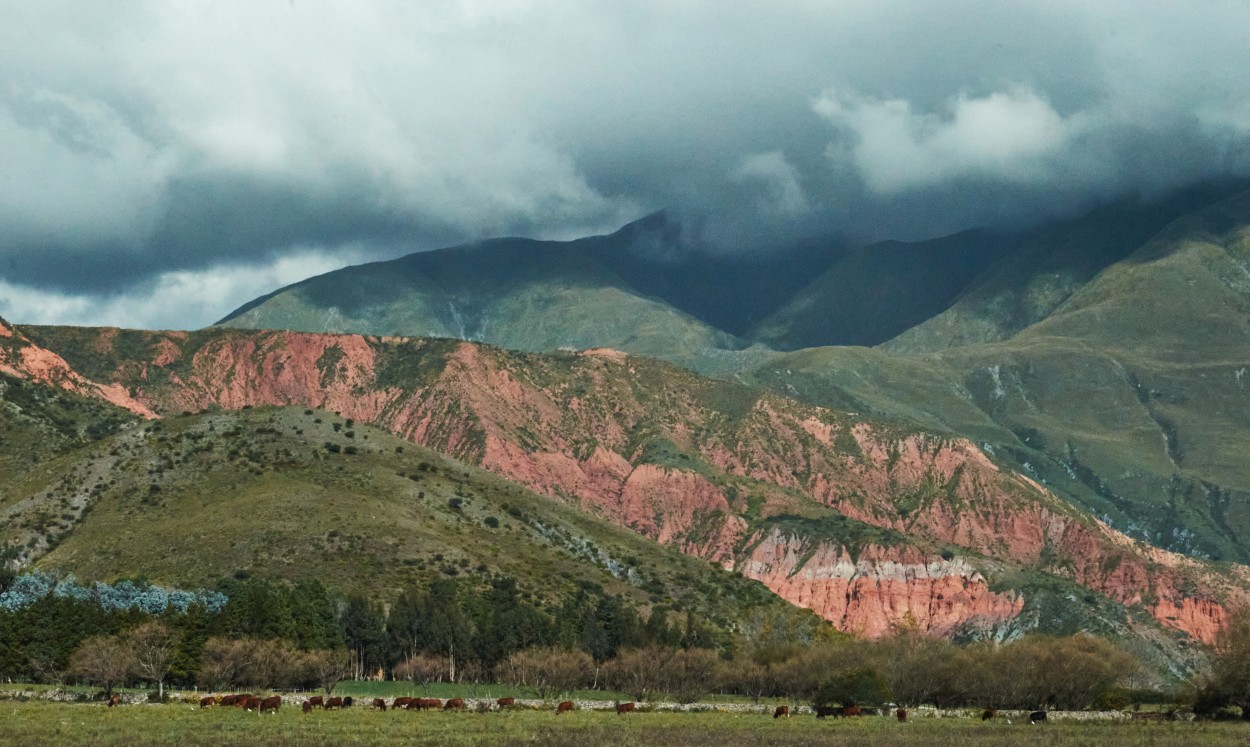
[21,325,1248,641]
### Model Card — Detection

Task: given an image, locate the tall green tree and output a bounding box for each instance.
[341,594,387,680]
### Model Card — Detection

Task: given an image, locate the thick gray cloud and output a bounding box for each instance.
[3,0,1250,328]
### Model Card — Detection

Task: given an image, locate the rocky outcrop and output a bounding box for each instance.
[738,529,1023,638]
[0,320,155,418]
[16,324,1249,641]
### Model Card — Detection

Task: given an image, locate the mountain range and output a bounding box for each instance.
[6,181,1250,677]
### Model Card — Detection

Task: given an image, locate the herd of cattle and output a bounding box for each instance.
[108,693,1050,723]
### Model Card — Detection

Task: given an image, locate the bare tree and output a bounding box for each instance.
[196,638,248,690]
[604,645,675,702]
[129,621,175,699]
[500,647,593,699]
[667,648,720,704]
[308,648,354,696]
[69,634,134,698]
[394,653,446,695]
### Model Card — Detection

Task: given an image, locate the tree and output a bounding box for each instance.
[393,653,446,694]
[812,667,890,710]
[666,647,720,704]
[1208,606,1250,715]
[604,645,675,702]
[876,625,957,707]
[500,647,593,699]
[341,594,387,680]
[69,634,134,698]
[308,648,354,696]
[129,621,175,699]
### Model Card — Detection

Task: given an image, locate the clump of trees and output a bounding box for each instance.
[715,628,1139,711]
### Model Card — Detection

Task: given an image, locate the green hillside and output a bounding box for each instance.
[1,403,814,637]
[744,189,1250,563]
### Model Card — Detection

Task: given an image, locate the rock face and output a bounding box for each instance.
[15,324,1250,642]
[739,529,1024,638]
[0,320,155,418]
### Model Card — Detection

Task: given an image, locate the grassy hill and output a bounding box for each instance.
[0,400,817,637]
[742,188,1250,564]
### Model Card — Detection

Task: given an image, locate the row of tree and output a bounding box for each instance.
[23,568,1250,712]
[0,572,714,689]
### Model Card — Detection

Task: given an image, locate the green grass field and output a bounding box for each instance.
[1,700,1248,747]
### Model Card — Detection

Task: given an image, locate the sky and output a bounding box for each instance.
[4,0,1250,330]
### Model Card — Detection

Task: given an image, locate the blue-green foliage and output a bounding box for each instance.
[0,571,226,614]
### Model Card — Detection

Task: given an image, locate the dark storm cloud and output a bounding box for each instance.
[3,1,1250,327]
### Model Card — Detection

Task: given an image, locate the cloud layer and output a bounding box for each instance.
[4,1,1250,328]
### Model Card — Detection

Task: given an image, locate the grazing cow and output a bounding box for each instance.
[325,696,344,710]
[422,698,443,710]
[220,694,239,707]
[616,702,636,715]
[1029,711,1047,724]
[556,700,574,715]
[260,696,282,713]
[199,696,216,709]
[981,709,997,721]
[393,697,414,710]
[843,705,862,717]
[106,695,120,708]
[896,708,907,723]
[372,698,388,711]
[444,698,466,710]
[497,697,516,709]
[240,696,262,710]
[773,705,790,719]
[302,700,314,714]
[307,696,324,709]
[343,697,353,708]
[815,705,842,719]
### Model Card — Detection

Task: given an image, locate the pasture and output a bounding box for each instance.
[2,699,1250,747]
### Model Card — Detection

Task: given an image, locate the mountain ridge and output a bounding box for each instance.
[10,319,1246,659]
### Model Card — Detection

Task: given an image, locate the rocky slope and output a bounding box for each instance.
[14,320,1249,647]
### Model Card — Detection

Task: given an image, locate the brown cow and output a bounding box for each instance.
[308,695,324,709]
[220,694,238,707]
[896,708,907,723]
[497,697,516,709]
[556,700,574,715]
[773,705,790,719]
[443,698,466,710]
[616,702,636,714]
[199,696,216,709]
[325,696,344,710]
[393,697,414,710]
[981,709,997,721]
[260,696,282,713]
[106,695,121,708]
[372,698,388,711]
[239,696,261,710]
[422,698,443,710]
[302,700,314,714]
[843,705,862,717]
